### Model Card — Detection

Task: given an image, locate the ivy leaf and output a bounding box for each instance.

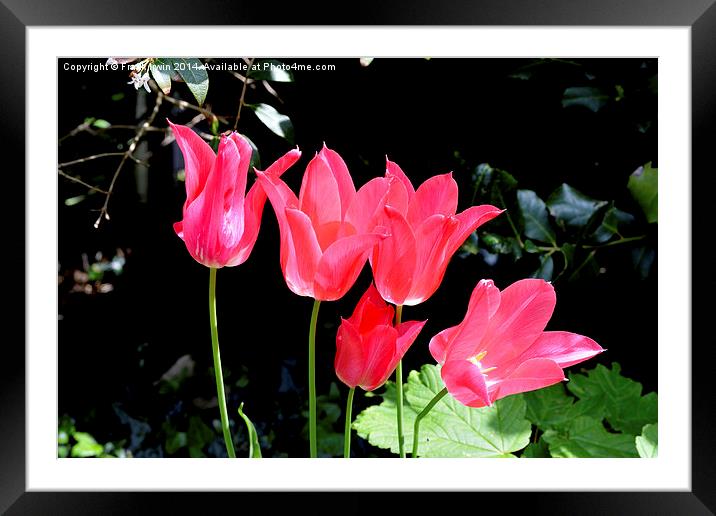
[238,403,262,458]
[187,415,214,457]
[354,364,531,457]
[480,233,522,260]
[567,363,657,435]
[636,423,658,458]
[562,86,609,112]
[247,103,295,144]
[631,246,655,279]
[248,59,294,82]
[166,58,209,106]
[547,183,607,230]
[542,416,639,458]
[517,190,556,244]
[521,439,550,458]
[531,254,554,281]
[628,162,658,223]
[150,60,172,94]
[591,205,635,243]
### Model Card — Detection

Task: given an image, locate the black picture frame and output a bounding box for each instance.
[2,1,713,514]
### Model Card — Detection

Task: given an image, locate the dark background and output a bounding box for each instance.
[57,57,657,458]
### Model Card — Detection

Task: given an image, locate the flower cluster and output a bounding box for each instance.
[170,121,604,458]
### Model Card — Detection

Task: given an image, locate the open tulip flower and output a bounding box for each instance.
[170,120,301,268]
[255,145,389,301]
[371,160,504,306]
[429,278,605,408]
[336,284,426,392]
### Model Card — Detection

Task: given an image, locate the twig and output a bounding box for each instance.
[58,170,108,194]
[58,152,147,168]
[234,57,255,131]
[162,94,226,125]
[94,91,164,228]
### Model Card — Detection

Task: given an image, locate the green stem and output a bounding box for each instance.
[343,387,355,458]
[412,387,448,458]
[395,305,405,458]
[582,235,646,249]
[308,299,321,458]
[209,267,236,458]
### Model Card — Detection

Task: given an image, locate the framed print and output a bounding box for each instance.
[2,0,714,514]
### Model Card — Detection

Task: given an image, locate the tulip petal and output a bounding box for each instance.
[441,360,492,408]
[254,170,300,271]
[173,221,184,240]
[320,145,357,218]
[509,331,604,369]
[371,206,417,305]
[405,214,460,305]
[181,136,241,267]
[386,159,415,198]
[345,177,390,234]
[407,173,458,226]
[429,279,501,364]
[335,319,365,389]
[169,121,216,207]
[481,279,556,367]
[299,153,342,232]
[313,233,386,301]
[227,149,301,266]
[350,284,395,333]
[359,325,399,391]
[446,204,504,257]
[395,320,427,358]
[284,208,322,297]
[490,358,565,402]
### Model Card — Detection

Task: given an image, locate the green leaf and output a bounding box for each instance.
[187,415,214,453]
[547,183,607,229]
[628,162,658,223]
[562,86,609,112]
[354,364,532,457]
[471,164,518,208]
[524,383,576,431]
[238,403,262,458]
[247,103,295,144]
[631,246,655,279]
[567,363,657,435]
[517,190,556,244]
[248,59,295,82]
[480,233,522,260]
[531,254,554,281]
[71,432,104,458]
[636,423,658,458]
[543,417,639,458]
[521,439,550,458]
[591,205,635,243]
[166,58,209,106]
[165,431,187,455]
[150,61,172,94]
[92,119,111,129]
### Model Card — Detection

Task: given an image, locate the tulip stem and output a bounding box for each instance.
[209,267,236,458]
[308,299,321,458]
[412,387,448,458]
[395,305,405,458]
[343,387,355,458]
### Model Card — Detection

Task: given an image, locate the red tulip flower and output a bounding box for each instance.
[256,145,390,301]
[370,160,503,306]
[336,284,426,391]
[170,121,300,268]
[429,278,604,408]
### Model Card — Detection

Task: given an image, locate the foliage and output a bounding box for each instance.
[354,362,657,458]
[460,163,655,282]
[58,415,128,458]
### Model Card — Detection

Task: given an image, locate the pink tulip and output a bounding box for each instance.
[170,121,300,268]
[429,278,604,408]
[256,145,390,301]
[370,160,503,306]
[336,284,426,391]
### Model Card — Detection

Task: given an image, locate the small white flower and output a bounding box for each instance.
[128,72,151,93]
[106,57,118,66]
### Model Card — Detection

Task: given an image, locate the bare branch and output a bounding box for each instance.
[58,170,109,194]
[234,57,256,131]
